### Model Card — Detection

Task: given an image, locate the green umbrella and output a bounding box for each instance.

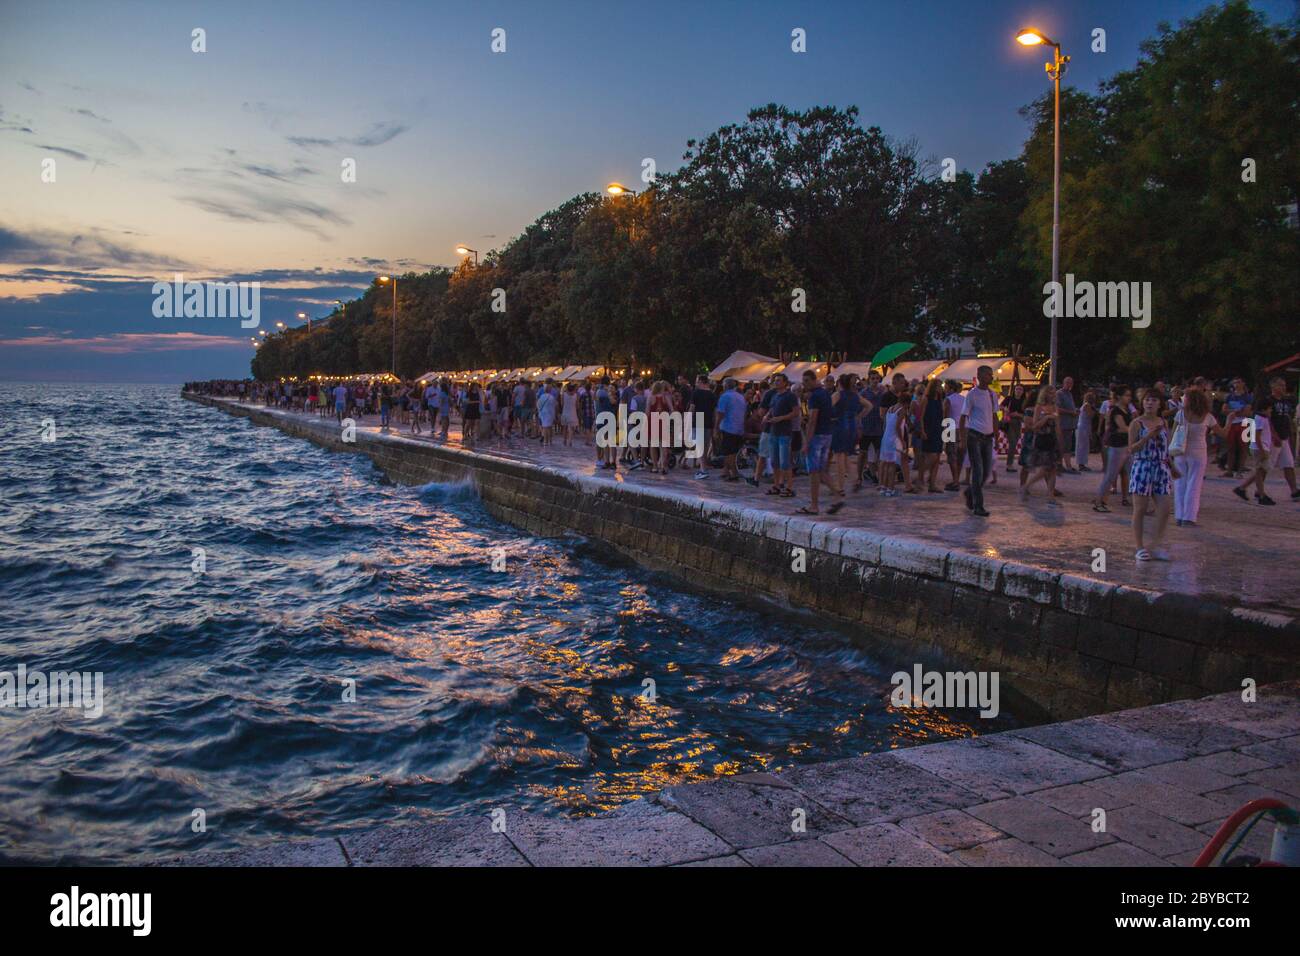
[868,341,916,369]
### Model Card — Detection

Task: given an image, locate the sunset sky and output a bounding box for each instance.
[1,0,1291,381]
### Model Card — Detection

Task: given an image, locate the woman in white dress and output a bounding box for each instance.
[560,383,580,446]
[536,383,558,445]
[1173,387,1224,526]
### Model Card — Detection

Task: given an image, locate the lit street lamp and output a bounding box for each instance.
[455,245,479,266]
[377,275,397,374]
[605,182,637,197]
[298,311,310,332]
[1016,27,1069,387]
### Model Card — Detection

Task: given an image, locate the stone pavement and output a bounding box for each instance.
[234,403,1300,616]
[174,681,1300,866]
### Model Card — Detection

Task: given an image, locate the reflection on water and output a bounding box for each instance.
[0,385,1019,863]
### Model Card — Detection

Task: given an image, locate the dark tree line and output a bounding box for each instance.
[252,2,1297,384]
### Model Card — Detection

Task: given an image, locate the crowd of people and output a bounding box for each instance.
[186,367,1298,563]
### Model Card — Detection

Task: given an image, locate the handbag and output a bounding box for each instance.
[1169,423,1187,458]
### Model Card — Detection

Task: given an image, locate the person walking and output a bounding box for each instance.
[1128,388,1177,561]
[1093,386,1133,512]
[959,365,996,517]
[714,377,747,482]
[1075,390,1097,471]
[830,374,867,499]
[1021,384,1064,502]
[1172,386,1223,526]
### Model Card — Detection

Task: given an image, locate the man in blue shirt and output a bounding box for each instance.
[800,370,837,514]
[714,378,747,481]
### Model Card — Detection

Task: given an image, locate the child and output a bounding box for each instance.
[1233,395,1277,505]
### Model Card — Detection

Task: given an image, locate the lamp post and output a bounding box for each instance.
[605,182,637,197]
[377,275,397,374]
[455,245,479,266]
[298,311,310,333]
[1016,27,1069,388]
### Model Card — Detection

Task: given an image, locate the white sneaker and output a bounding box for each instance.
[694,471,708,480]
[1135,549,1151,561]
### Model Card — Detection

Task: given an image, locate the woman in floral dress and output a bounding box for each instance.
[1127,388,1179,562]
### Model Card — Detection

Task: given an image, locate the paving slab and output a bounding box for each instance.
[160,838,348,867]
[656,778,848,849]
[1010,718,1190,772]
[820,823,957,866]
[1138,759,1245,795]
[1242,766,1300,799]
[780,752,981,825]
[1084,770,1229,826]
[1237,735,1300,766]
[1063,843,1173,866]
[966,796,1113,857]
[949,837,1063,866]
[675,854,751,867]
[740,841,857,867]
[341,819,529,866]
[892,733,1109,799]
[503,801,732,867]
[1028,782,1131,819]
[1103,806,1207,857]
[898,809,1007,852]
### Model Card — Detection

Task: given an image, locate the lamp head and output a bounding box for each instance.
[1015,28,1051,47]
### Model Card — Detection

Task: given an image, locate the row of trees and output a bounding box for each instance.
[252,2,1298,384]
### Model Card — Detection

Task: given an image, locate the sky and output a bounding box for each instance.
[0,0,1293,381]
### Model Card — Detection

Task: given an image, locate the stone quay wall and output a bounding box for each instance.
[186,392,1300,723]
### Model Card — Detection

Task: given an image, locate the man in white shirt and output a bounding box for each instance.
[959,366,997,517]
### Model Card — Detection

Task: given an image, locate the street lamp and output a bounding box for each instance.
[276,321,286,330]
[455,245,479,266]
[377,275,397,374]
[1016,27,1069,387]
[605,182,637,197]
[297,311,310,332]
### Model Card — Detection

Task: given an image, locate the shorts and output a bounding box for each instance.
[771,435,792,470]
[716,430,743,456]
[859,433,881,453]
[805,434,832,473]
[1274,442,1296,470]
[757,432,773,459]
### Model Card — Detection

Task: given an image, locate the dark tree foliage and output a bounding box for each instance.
[251,3,1296,384]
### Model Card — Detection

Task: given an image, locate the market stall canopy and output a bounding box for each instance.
[830,361,882,379]
[888,359,949,382]
[779,360,834,381]
[728,361,784,383]
[940,357,1042,387]
[563,364,605,381]
[709,350,779,381]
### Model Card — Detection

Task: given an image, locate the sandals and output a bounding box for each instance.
[779,490,795,498]
[766,486,783,495]
[827,502,845,515]
[1092,502,1111,513]
[795,506,819,515]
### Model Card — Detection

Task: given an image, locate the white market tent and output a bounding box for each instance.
[887,359,950,382]
[941,357,1041,388]
[709,350,779,381]
[780,360,833,381]
[728,360,784,383]
[562,364,605,381]
[830,361,882,379]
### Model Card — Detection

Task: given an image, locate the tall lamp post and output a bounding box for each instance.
[455,245,479,266]
[1016,27,1069,388]
[377,275,397,375]
[298,311,310,333]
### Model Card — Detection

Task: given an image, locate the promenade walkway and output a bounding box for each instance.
[231,401,1300,616]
